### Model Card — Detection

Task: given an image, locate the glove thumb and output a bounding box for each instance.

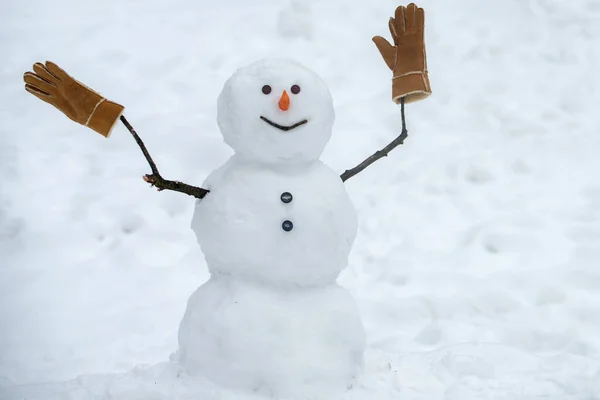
[372,36,395,71]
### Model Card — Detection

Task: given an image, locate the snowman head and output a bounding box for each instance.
[217,58,335,164]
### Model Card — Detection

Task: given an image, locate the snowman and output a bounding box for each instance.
[22,3,430,398]
[177,58,365,396]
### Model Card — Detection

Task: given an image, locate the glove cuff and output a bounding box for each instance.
[392,71,431,104]
[86,99,125,137]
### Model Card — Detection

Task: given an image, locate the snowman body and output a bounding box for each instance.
[178,266,364,396]
[178,59,366,397]
[191,157,357,286]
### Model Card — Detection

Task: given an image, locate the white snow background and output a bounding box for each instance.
[1,0,600,398]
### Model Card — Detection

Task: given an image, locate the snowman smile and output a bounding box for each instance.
[260,116,308,131]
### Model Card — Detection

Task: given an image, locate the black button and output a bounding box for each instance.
[280,192,293,203]
[282,220,294,232]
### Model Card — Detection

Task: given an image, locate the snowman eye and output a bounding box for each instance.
[291,84,301,94]
[262,85,272,95]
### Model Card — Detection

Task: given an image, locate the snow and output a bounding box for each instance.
[192,157,357,286]
[182,58,363,395]
[2,0,600,399]
[178,278,364,398]
[217,58,334,164]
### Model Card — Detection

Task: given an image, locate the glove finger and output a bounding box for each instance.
[388,18,397,42]
[33,62,61,84]
[405,3,417,32]
[24,72,57,94]
[372,36,395,70]
[45,61,69,82]
[415,6,425,35]
[25,84,55,103]
[394,5,406,34]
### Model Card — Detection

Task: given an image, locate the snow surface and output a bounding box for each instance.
[2,0,600,399]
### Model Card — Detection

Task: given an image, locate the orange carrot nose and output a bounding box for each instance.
[278,90,290,111]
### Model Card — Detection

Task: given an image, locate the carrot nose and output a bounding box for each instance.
[278,90,290,111]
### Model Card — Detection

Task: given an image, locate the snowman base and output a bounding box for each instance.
[177,274,366,398]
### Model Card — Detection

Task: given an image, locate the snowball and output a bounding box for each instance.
[217,58,334,164]
[178,275,365,398]
[191,157,357,286]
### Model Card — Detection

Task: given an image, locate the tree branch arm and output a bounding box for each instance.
[119,115,210,199]
[340,97,408,182]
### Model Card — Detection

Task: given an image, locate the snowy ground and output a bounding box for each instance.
[2,0,600,398]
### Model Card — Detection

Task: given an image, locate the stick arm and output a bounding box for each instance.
[340,97,408,182]
[119,116,210,199]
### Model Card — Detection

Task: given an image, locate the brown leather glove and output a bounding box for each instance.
[23,61,124,137]
[373,3,431,104]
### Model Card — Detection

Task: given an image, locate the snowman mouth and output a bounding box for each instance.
[260,116,308,131]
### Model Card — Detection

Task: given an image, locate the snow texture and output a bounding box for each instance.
[2,0,600,399]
